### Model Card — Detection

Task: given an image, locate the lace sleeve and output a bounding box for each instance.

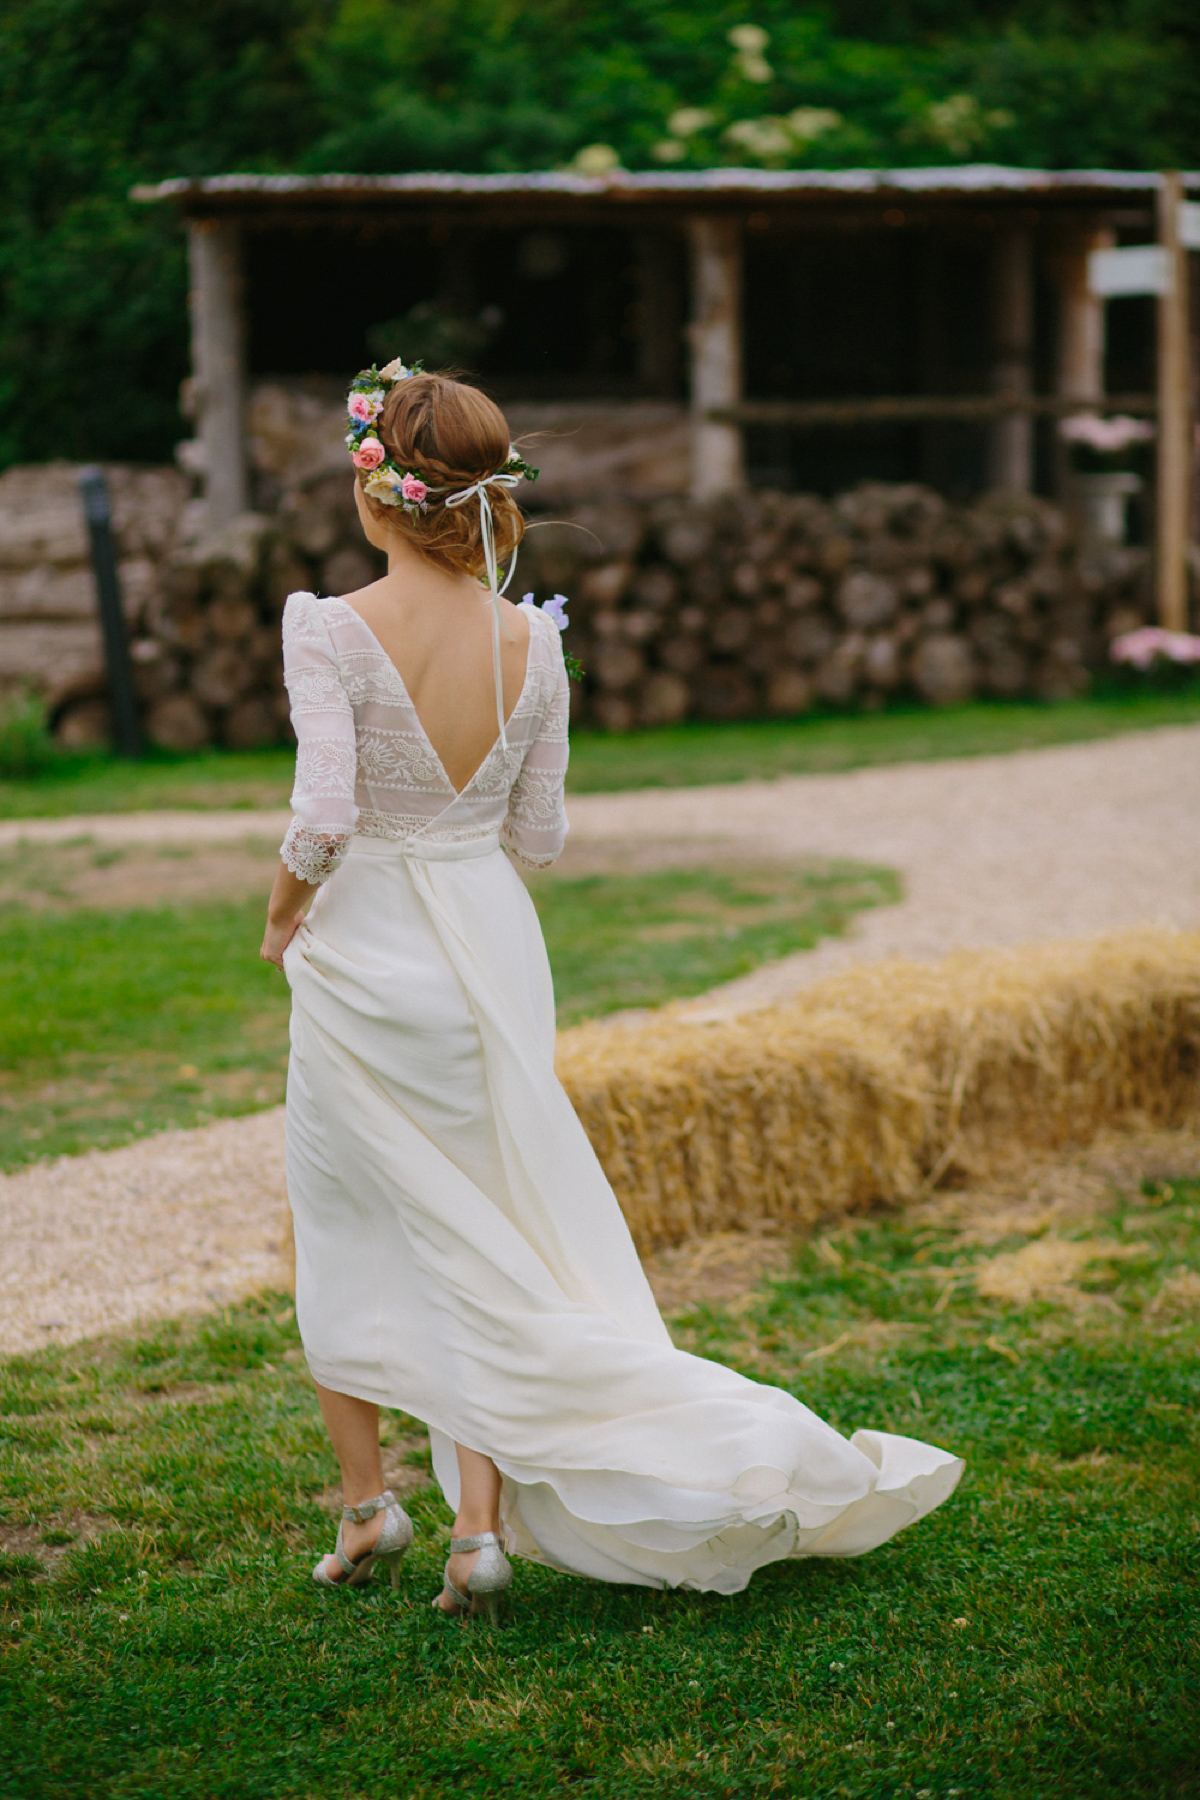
[501,621,569,871]
[279,593,358,885]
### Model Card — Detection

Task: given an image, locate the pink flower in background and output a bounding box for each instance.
[400,473,428,504]
[1111,627,1200,668]
[348,391,383,424]
[1060,413,1155,452]
[352,438,385,471]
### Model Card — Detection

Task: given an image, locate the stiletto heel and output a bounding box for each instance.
[432,1531,512,1623]
[312,1489,414,1590]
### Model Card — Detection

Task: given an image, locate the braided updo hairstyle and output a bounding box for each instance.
[358,373,524,580]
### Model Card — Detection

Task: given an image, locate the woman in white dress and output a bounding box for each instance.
[259,363,962,1621]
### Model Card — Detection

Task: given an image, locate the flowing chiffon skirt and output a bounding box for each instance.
[284,833,962,1594]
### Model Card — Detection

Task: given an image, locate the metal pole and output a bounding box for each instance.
[79,467,143,759]
[1156,172,1191,631]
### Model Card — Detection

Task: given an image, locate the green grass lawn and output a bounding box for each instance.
[0,860,895,1169]
[529,861,897,1024]
[2,1174,1195,1799]
[4,688,1200,817]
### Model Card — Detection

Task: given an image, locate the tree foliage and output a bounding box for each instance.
[299,1,1190,177]
[0,0,1195,466]
[0,0,328,465]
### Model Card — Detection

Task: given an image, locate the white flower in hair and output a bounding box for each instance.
[363,467,406,506]
[379,357,413,381]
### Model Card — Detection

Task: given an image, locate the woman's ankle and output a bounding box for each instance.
[453,1514,499,1540]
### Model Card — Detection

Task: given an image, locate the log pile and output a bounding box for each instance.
[0,462,1156,747]
[139,477,383,751]
[517,483,1154,729]
[0,461,189,745]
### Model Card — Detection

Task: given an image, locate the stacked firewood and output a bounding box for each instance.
[516,484,1153,730]
[7,466,1154,748]
[122,477,383,752]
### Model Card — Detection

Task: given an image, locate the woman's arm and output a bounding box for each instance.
[500,621,570,870]
[260,861,319,969]
[263,593,359,968]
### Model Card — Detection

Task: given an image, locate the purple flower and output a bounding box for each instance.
[518,592,569,630]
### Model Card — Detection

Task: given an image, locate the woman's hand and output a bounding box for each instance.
[261,862,319,969]
[260,907,306,970]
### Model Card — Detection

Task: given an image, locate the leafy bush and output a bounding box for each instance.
[0,691,59,779]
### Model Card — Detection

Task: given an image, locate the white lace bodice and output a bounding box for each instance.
[279,590,570,883]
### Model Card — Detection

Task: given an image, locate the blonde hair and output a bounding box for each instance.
[359,373,524,579]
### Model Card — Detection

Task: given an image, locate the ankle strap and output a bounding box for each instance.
[449,1531,500,1553]
[342,1489,395,1524]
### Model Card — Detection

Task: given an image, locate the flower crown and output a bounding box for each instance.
[345,357,538,517]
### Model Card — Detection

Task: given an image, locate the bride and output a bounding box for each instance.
[259,361,962,1622]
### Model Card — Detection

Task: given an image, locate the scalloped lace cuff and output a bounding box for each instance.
[281,821,352,885]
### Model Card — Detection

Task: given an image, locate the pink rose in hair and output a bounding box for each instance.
[400,473,428,504]
[352,437,385,471]
[348,390,383,424]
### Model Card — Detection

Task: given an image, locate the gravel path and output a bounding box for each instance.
[0,1111,289,1355]
[5,721,1200,1354]
[566,722,1200,1016]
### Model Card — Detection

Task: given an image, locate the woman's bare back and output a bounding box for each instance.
[341,553,531,795]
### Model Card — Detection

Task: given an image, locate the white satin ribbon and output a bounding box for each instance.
[440,472,523,753]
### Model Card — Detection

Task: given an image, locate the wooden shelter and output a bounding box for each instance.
[136,166,1198,622]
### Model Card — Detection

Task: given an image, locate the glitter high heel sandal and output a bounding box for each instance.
[312,1489,414,1590]
[432,1531,513,1624]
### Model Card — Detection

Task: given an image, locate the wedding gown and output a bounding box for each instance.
[280,589,962,1594]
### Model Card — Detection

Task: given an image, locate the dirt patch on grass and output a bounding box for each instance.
[0,837,283,912]
[643,1223,794,1315]
[0,1511,113,1572]
[0,832,764,917]
[535,835,762,880]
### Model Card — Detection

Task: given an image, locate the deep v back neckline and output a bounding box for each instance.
[328,593,535,799]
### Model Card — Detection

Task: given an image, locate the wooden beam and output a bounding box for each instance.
[709,393,1156,428]
[1157,172,1191,631]
[188,219,249,531]
[687,216,744,501]
[988,225,1035,493]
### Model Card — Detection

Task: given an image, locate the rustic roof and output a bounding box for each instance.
[133,165,1200,211]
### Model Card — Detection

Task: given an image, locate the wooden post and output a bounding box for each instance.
[1053,225,1114,497]
[687,216,744,501]
[988,225,1035,493]
[188,218,249,531]
[1157,171,1191,631]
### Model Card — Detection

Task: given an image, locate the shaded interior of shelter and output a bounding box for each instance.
[246,216,1156,513]
[246,223,663,400]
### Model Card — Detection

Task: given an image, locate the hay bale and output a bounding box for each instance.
[555,930,1200,1253]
